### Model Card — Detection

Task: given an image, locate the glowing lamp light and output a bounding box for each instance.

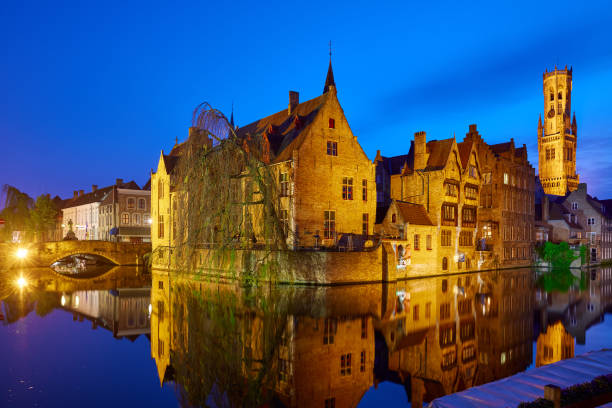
[148,304,152,317]
[147,218,152,225]
[74,295,80,307]
[16,276,27,289]
[16,248,28,259]
[61,295,67,306]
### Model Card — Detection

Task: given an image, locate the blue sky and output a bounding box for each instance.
[2,0,612,200]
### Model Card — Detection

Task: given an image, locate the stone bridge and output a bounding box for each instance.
[2,241,151,267]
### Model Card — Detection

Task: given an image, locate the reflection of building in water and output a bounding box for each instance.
[535,267,612,351]
[151,269,540,407]
[62,288,150,340]
[378,269,533,405]
[536,321,574,367]
[150,271,375,407]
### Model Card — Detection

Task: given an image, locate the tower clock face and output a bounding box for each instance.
[547,108,555,119]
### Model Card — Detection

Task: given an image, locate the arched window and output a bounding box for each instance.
[392,214,397,223]
[121,213,130,225]
[132,213,141,225]
[550,92,554,101]
[138,198,146,210]
[442,257,448,270]
[558,92,563,100]
[127,198,135,209]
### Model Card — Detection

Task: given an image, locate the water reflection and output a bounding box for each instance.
[148,268,612,407]
[1,267,611,407]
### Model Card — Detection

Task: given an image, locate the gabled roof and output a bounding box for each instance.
[489,141,512,155]
[424,138,455,171]
[457,140,473,169]
[162,154,180,174]
[63,181,140,209]
[235,93,329,163]
[380,137,456,175]
[395,200,434,226]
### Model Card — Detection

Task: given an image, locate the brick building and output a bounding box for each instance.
[151,61,376,267]
[463,124,536,267]
[376,132,483,273]
[538,66,579,195]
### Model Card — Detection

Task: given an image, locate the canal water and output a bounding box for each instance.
[1,267,611,407]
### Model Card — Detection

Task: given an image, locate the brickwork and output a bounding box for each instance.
[464,125,535,267]
[388,133,483,273]
[538,67,579,195]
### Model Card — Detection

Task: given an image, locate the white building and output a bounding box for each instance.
[62,179,141,240]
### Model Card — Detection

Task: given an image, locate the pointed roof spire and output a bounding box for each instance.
[538,114,543,128]
[323,40,335,94]
[175,136,178,145]
[230,101,235,128]
[572,112,576,125]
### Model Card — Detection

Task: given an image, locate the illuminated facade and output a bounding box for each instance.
[538,67,579,195]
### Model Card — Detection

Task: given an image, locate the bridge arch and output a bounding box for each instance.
[29,241,151,267]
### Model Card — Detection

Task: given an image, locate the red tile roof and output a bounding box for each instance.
[395,200,434,226]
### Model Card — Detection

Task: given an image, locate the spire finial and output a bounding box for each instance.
[230,101,235,128]
[175,136,178,145]
[323,43,336,94]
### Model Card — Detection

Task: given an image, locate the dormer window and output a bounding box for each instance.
[571,202,578,210]
[329,118,335,129]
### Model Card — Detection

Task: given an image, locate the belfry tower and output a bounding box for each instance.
[538,66,579,195]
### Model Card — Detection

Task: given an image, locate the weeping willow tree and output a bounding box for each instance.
[169,282,291,407]
[170,103,291,281]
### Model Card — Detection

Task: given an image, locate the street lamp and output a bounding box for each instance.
[16,248,28,259]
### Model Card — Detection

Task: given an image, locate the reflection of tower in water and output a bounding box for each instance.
[536,320,575,367]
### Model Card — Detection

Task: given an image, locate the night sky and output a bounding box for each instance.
[2,1,612,202]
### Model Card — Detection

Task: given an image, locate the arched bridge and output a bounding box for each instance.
[20,241,151,267]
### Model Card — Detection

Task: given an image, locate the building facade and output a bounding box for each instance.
[378,132,483,273]
[463,124,536,267]
[151,61,376,267]
[99,181,151,243]
[538,67,579,195]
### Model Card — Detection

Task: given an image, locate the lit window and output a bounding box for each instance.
[503,173,509,185]
[121,213,130,225]
[127,198,135,209]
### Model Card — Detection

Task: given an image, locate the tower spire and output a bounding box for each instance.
[230,101,235,128]
[538,114,542,129]
[323,41,335,94]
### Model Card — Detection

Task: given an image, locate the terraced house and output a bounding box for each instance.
[376,131,483,273]
[150,61,376,268]
[463,124,536,267]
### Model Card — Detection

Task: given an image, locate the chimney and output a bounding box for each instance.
[542,196,549,221]
[116,178,123,186]
[288,91,299,115]
[414,131,428,170]
[79,190,84,197]
[73,190,78,198]
[469,124,477,133]
[92,184,98,192]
